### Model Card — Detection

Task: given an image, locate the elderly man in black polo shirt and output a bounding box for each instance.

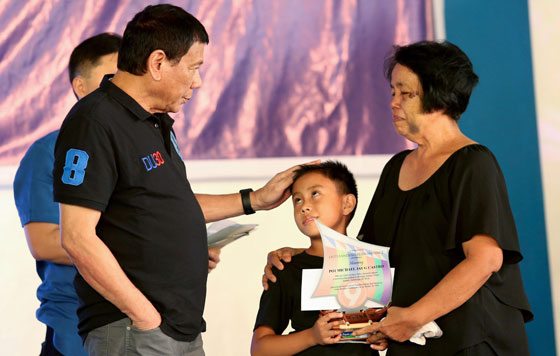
[53,4,299,356]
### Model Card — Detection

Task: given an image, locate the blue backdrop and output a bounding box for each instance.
[446,1,556,354]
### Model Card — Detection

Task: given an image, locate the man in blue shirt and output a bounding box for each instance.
[13,32,122,356]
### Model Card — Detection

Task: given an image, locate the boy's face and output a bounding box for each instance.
[291,172,353,238]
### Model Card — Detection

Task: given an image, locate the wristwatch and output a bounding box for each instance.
[239,188,255,215]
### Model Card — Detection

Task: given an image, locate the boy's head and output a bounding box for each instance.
[291,161,358,238]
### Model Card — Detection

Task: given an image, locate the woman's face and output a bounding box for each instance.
[390,64,424,138]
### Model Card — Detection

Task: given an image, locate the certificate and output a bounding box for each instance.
[303,220,393,310]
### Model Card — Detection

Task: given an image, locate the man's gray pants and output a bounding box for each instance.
[85,318,205,356]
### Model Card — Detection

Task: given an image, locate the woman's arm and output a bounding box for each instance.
[357,234,503,343]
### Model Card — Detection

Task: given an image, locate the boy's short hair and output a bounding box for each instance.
[292,160,358,222]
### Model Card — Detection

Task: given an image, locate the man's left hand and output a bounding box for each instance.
[208,247,221,272]
[253,161,320,211]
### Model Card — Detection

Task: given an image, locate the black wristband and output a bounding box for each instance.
[240,188,255,215]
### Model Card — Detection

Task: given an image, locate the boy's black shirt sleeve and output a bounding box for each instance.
[254,265,293,334]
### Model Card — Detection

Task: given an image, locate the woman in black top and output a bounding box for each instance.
[354,41,532,355]
[263,41,532,355]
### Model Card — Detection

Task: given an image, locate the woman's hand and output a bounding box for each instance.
[369,337,389,351]
[353,306,423,344]
[261,247,305,290]
[351,321,389,350]
[376,306,423,342]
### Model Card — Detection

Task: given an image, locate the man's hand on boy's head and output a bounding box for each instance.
[262,247,305,290]
[253,160,320,212]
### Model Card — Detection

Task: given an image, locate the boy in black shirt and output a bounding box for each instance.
[251,161,386,355]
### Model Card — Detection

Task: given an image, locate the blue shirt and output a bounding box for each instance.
[13,130,86,356]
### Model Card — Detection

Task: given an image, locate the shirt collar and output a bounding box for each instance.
[100,74,154,122]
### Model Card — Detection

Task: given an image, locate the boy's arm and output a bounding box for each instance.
[250,312,342,356]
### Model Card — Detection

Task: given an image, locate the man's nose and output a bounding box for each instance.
[191,69,202,89]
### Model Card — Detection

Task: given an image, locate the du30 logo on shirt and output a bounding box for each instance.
[141,151,165,172]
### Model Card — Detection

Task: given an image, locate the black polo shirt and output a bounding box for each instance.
[53,76,208,342]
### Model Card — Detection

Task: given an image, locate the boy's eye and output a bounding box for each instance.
[293,197,302,204]
[312,191,320,198]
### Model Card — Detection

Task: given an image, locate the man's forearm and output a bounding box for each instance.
[196,164,299,223]
[196,193,247,222]
[62,231,160,327]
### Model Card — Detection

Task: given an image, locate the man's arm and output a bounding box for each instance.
[208,247,221,272]
[24,222,72,265]
[196,163,314,223]
[59,203,161,330]
[195,193,253,223]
